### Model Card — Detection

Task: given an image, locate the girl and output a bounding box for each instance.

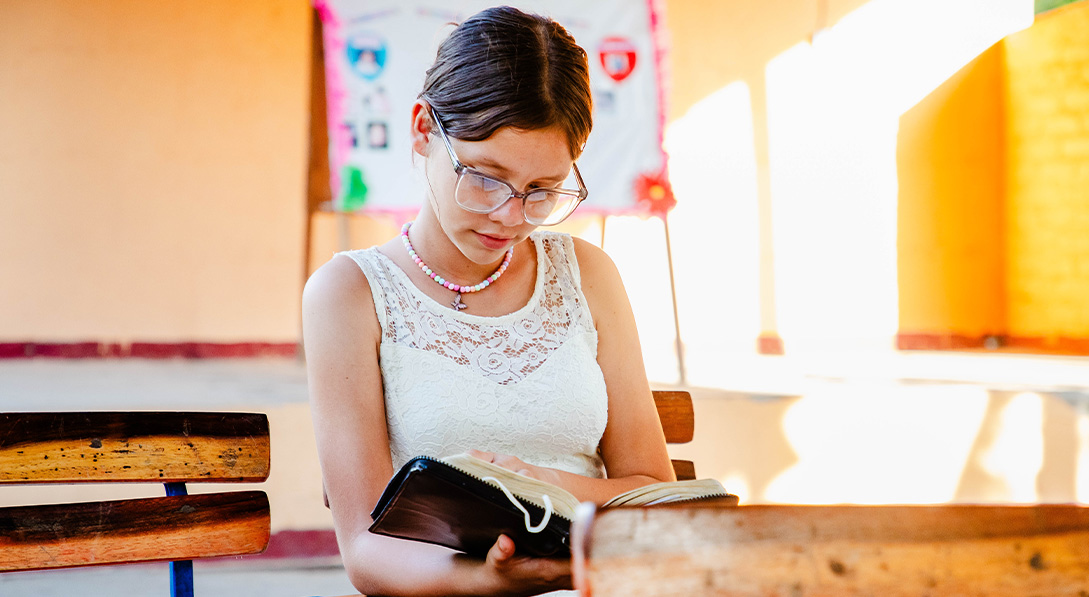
[303,6,674,595]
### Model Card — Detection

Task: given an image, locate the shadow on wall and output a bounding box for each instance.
[954,390,1088,503]
[666,387,801,503]
[673,385,1089,505]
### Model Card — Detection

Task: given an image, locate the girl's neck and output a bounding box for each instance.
[408,211,518,284]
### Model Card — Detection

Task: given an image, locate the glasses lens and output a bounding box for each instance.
[524,190,581,226]
[455,171,511,212]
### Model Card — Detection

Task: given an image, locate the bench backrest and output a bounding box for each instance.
[572,503,1089,596]
[0,412,271,595]
[653,390,696,480]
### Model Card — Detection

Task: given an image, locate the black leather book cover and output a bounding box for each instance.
[368,457,571,557]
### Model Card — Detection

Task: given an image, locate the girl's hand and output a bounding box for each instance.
[466,450,563,487]
[473,533,572,596]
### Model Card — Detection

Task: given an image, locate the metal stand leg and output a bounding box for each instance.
[165,482,194,597]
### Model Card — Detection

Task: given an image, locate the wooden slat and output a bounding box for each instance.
[579,505,1089,597]
[0,412,270,484]
[652,391,693,444]
[670,459,696,481]
[0,491,270,572]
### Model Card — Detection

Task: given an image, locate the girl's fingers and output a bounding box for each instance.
[486,533,516,567]
[493,454,525,469]
[467,449,495,462]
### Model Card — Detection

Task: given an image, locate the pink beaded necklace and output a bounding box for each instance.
[401,221,514,311]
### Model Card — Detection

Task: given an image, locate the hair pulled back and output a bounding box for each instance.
[419,6,593,159]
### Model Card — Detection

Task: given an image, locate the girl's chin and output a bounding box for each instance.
[456,237,516,264]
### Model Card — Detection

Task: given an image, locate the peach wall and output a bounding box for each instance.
[662,0,870,121]
[0,0,311,343]
[896,45,1007,339]
[1003,1,1089,342]
[1,0,878,349]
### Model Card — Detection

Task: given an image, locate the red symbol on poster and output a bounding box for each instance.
[598,37,637,82]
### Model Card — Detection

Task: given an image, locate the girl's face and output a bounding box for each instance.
[413,105,576,266]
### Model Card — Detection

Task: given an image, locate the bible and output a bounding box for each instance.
[368,453,737,557]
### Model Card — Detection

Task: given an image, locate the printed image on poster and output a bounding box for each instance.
[346,32,387,81]
[316,0,669,218]
[367,121,389,149]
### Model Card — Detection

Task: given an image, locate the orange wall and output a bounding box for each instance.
[1003,1,1089,341]
[896,45,1007,339]
[0,0,311,343]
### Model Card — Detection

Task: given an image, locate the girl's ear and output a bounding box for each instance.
[410,100,434,157]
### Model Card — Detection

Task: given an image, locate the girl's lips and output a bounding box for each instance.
[476,232,513,250]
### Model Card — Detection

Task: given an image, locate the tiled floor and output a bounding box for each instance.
[0,560,358,597]
[4,351,1089,593]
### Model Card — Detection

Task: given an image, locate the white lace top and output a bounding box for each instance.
[338,231,608,479]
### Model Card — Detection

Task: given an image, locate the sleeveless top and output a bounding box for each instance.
[338,231,608,479]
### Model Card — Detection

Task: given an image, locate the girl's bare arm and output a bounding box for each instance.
[303,255,571,596]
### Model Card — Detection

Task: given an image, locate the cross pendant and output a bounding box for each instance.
[451,293,468,311]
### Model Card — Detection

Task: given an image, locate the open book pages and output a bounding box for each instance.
[600,478,730,507]
[442,453,583,518]
[440,453,730,519]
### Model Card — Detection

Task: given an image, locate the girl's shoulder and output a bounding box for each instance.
[564,235,626,314]
[303,251,376,314]
[530,230,610,270]
[526,230,625,314]
[303,246,398,334]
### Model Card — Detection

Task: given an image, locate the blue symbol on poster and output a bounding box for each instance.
[346,32,387,80]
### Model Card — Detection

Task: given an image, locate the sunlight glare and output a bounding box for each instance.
[763,0,1032,353]
[763,384,990,504]
[603,215,678,383]
[1079,402,1089,503]
[609,80,763,385]
[664,81,761,368]
[719,473,751,505]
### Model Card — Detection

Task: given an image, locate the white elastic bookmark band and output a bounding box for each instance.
[482,476,553,533]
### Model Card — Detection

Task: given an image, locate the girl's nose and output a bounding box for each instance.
[489,195,524,227]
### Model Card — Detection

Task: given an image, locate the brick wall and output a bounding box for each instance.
[1004,1,1089,343]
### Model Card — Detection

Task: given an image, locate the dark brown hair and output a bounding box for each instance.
[419,6,593,158]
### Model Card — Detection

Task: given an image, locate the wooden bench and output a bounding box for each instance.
[653,390,697,481]
[571,503,1089,596]
[0,412,272,597]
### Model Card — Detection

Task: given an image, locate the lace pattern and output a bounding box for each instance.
[339,232,608,478]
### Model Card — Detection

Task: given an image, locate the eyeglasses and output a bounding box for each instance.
[430,108,588,226]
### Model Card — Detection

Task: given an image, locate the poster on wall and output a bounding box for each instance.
[314,0,670,219]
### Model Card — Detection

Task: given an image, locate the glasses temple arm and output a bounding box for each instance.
[430,108,465,169]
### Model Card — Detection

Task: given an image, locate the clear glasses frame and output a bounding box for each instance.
[430,108,588,226]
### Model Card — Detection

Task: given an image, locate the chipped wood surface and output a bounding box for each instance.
[581,505,1089,596]
[0,491,270,572]
[0,412,270,484]
[654,391,694,444]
